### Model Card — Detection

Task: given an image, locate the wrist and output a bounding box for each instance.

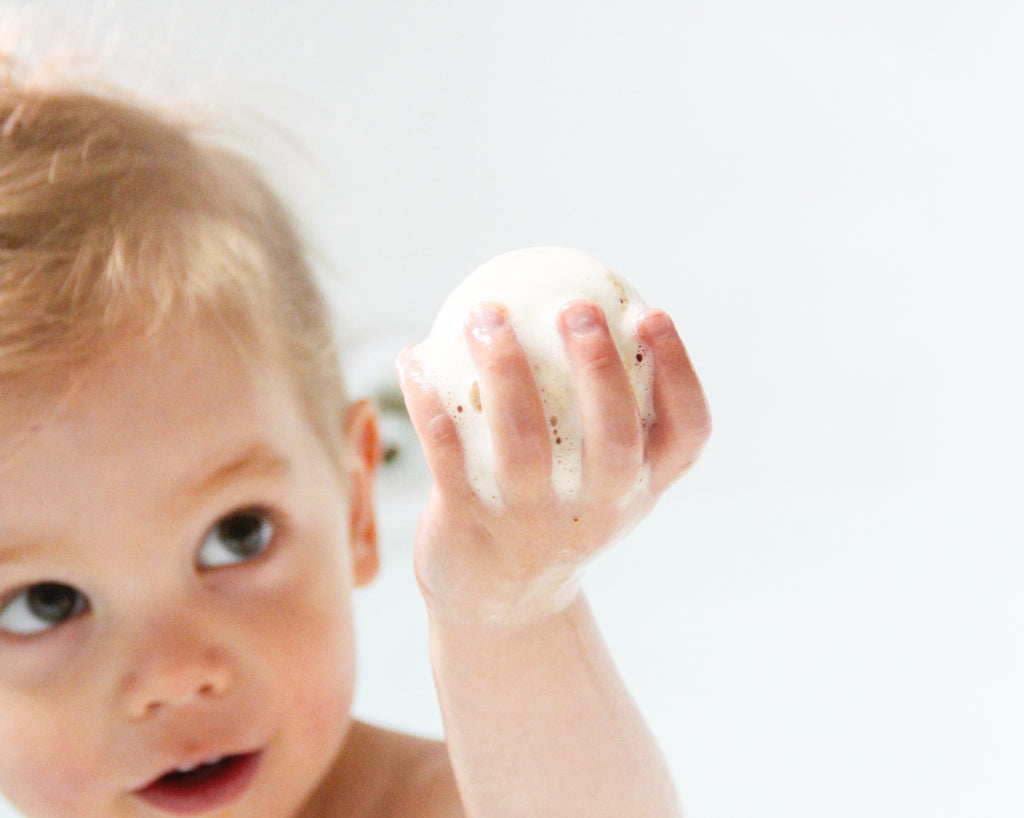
[421,577,586,643]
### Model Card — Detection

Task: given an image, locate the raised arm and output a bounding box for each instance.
[398,299,710,818]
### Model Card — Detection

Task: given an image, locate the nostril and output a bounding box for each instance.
[197,681,218,698]
[121,648,234,720]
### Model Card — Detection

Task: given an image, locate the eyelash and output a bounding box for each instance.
[0,583,89,638]
[0,507,285,639]
[195,506,281,569]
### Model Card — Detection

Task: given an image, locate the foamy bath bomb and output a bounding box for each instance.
[415,247,655,507]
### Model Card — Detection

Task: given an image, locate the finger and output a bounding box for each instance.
[396,345,476,500]
[636,309,712,491]
[463,302,551,499]
[559,300,644,496]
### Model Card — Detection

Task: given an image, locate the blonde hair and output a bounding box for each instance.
[0,75,348,454]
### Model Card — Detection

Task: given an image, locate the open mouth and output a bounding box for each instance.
[136,752,261,814]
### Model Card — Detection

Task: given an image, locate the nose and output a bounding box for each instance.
[119,624,236,720]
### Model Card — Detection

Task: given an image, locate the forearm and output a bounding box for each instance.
[400,290,709,817]
[430,592,682,818]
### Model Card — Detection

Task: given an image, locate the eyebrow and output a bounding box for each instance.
[0,541,34,566]
[181,442,292,503]
[0,446,291,566]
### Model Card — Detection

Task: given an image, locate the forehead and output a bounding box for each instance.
[0,327,325,544]
[18,329,269,443]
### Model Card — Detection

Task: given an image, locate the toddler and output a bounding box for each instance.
[0,66,710,817]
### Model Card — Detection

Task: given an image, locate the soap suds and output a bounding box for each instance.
[415,247,654,508]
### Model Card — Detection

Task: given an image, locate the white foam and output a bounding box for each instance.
[414,247,654,508]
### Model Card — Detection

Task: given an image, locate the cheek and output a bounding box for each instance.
[285,601,357,735]
[253,559,359,750]
[0,702,106,817]
[266,608,356,796]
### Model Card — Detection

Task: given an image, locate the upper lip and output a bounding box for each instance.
[134,746,263,791]
[163,755,230,775]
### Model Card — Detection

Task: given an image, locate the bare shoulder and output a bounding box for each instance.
[357,721,465,818]
[303,721,463,818]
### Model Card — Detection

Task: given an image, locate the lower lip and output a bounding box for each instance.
[135,751,262,815]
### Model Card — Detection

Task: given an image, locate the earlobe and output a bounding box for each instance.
[343,399,381,587]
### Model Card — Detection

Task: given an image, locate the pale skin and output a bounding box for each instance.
[0,296,707,817]
[0,326,407,818]
[397,298,711,817]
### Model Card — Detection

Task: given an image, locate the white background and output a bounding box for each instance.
[2,1,1022,816]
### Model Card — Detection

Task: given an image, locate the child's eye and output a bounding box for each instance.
[197,510,275,568]
[0,583,90,636]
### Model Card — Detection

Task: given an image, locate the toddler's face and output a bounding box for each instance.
[0,326,378,816]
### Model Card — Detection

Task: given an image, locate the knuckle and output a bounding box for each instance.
[693,399,713,442]
[586,427,644,481]
[502,438,548,474]
[480,342,527,380]
[581,344,626,379]
[604,426,644,470]
[426,412,459,447]
[697,413,713,443]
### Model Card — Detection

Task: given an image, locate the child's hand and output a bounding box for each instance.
[397,299,710,630]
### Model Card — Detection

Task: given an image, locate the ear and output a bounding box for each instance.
[343,398,380,587]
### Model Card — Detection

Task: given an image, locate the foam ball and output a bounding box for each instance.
[415,247,654,507]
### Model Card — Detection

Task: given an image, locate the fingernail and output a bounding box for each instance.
[469,303,506,339]
[397,343,416,359]
[641,309,675,339]
[563,301,601,335]
[395,345,424,386]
